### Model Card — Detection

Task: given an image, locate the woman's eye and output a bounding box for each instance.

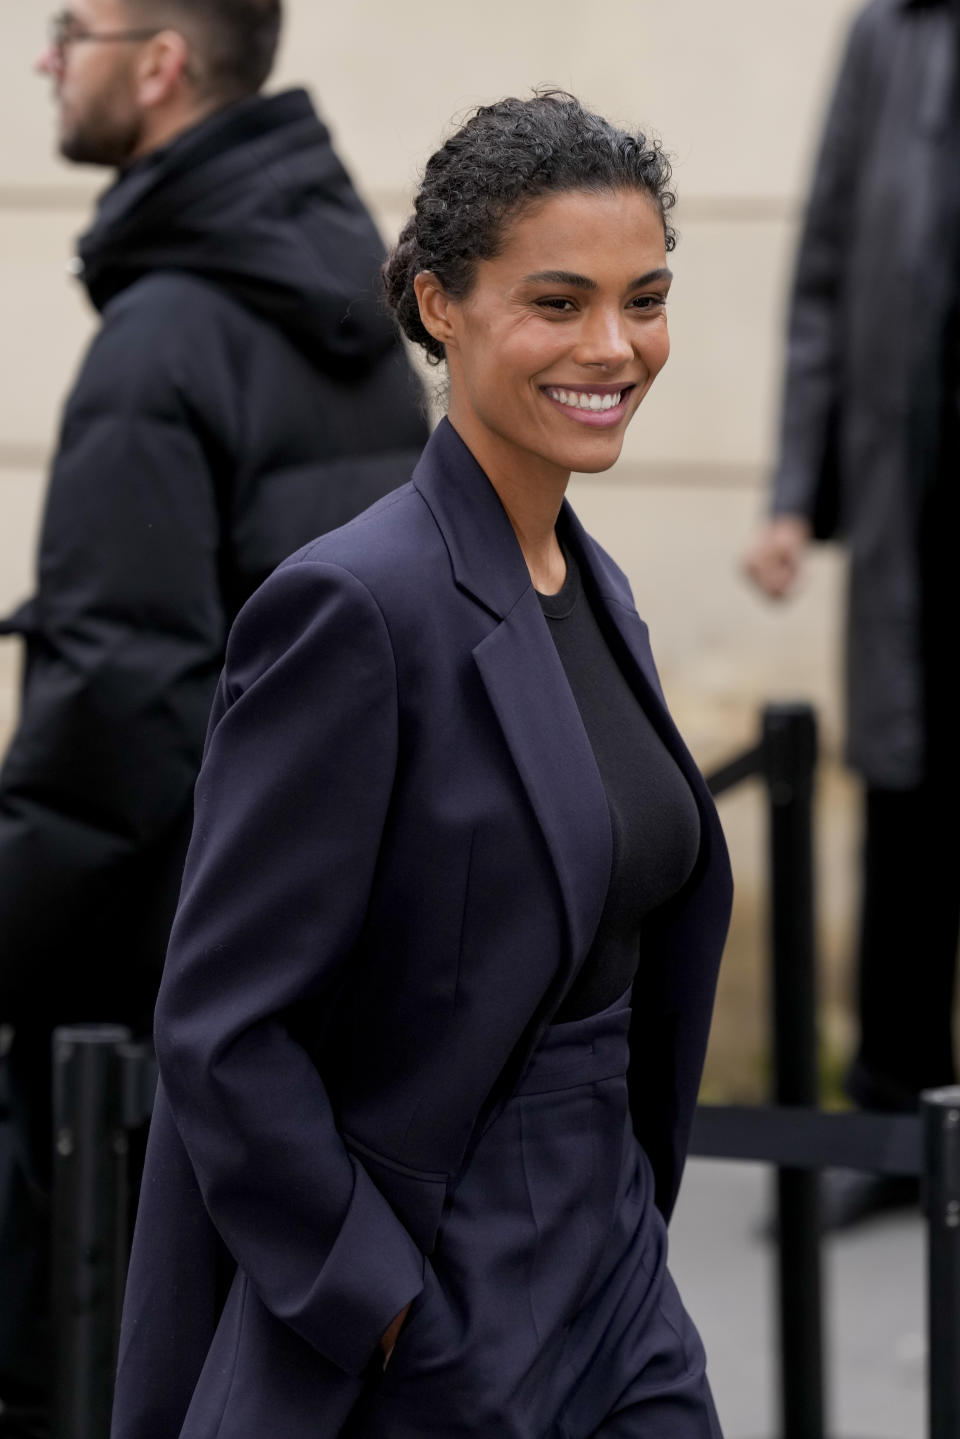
[629,294,667,312]
[536,297,577,313]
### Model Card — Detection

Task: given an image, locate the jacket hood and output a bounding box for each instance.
[76,89,398,370]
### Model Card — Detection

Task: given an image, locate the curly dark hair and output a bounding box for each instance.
[383,91,676,364]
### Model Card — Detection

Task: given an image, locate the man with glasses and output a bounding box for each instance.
[41,7,206,165]
[0,3,426,1431]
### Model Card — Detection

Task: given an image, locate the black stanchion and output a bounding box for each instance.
[691,1104,920,1178]
[51,1025,132,1439]
[923,1086,960,1439]
[705,702,825,1438]
[763,704,825,1439]
[697,706,960,1438]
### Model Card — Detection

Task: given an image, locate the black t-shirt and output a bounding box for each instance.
[538,544,700,1021]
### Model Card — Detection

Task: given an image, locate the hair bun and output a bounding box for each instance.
[381,215,446,364]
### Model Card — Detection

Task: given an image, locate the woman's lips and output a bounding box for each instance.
[542,383,636,428]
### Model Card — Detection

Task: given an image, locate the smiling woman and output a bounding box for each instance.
[113,92,732,1439]
[417,188,671,559]
[385,94,675,593]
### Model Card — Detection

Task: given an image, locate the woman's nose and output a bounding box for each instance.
[576,308,634,369]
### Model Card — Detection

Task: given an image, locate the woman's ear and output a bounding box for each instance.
[414,272,458,352]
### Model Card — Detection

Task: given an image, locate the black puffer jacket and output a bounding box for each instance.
[0,89,427,1024]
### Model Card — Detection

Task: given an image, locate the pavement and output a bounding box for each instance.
[669,1159,925,1439]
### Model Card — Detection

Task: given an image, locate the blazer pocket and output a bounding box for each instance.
[342,1133,449,1254]
[377,1258,456,1395]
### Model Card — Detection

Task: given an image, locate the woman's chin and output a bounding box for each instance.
[566,437,628,476]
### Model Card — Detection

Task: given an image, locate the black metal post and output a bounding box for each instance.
[922,1086,960,1439]
[763,702,826,1439]
[52,1025,132,1439]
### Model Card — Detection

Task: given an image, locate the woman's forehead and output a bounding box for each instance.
[494,189,668,276]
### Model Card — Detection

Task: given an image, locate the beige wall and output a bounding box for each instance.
[0,1,864,1094]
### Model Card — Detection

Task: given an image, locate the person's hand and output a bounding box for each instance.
[742,515,812,599]
[380,1301,412,1368]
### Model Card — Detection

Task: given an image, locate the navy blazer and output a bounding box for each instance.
[112,419,732,1439]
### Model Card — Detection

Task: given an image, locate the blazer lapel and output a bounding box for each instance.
[413,421,613,979]
[472,594,612,973]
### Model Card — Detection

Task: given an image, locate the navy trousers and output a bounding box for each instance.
[346,993,721,1438]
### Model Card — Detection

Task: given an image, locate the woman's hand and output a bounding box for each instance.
[742,515,812,600]
[380,1301,412,1368]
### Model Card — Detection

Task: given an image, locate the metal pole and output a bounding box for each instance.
[922,1086,960,1439]
[763,702,826,1439]
[52,1025,131,1439]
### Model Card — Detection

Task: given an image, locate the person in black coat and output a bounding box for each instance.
[0,2,426,1427]
[744,0,960,1223]
[112,92,733,1439]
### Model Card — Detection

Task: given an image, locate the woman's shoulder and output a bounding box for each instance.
[222,482,452,697]
[278,479,449,600]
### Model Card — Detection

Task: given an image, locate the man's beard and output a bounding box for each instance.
[58,89,145,168]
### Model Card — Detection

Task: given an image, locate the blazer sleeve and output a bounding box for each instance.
[153,555,425,1378]
[771,6,874,537]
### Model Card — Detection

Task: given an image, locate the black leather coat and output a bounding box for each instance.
[772,0,958,786]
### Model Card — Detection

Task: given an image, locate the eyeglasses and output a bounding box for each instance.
[48,10,163,58]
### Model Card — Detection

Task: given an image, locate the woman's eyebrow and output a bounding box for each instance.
[523,270,597,289]
[629,267,673,287]
[522,267,673,289]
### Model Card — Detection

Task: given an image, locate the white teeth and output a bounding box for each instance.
[546,388,623,412]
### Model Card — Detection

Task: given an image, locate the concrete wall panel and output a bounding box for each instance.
[272,0,859,205]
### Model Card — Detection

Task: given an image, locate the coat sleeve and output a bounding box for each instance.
[153,556,426,1378]
[0,311,227,1017]
[771,6,875,536]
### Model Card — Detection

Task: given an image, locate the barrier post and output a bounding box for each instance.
[51,1025,131,1439]
[763,703,825,1439]
[923,1086,960,1439]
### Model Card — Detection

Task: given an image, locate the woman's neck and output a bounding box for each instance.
[446,409,569,595]
[499,496,567,594]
